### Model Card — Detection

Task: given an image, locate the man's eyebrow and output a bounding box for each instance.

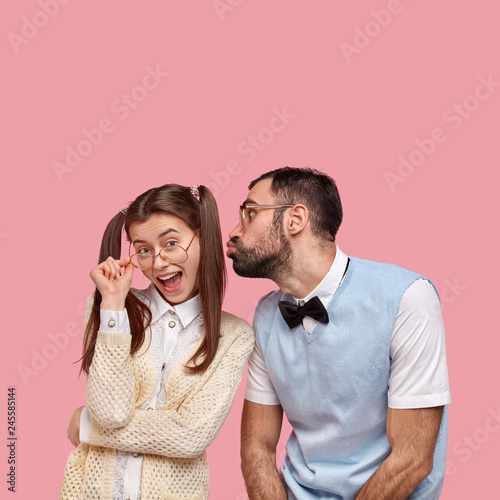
[242,198,258,206]
[132,228,180,245]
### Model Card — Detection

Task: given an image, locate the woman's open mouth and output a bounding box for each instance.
[157,271,182,293]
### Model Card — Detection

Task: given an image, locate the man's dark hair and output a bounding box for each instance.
[249,167,343,242]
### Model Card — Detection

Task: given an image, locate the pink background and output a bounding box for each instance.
[2,1,499,498]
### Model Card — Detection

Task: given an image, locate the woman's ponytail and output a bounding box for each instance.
[98,211,126,264]
[186,185,226,373]
[80,210,151,375]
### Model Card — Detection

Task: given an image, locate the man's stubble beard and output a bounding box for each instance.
[230,218,293,283]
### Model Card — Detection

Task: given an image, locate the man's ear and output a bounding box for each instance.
[286,204,308,235]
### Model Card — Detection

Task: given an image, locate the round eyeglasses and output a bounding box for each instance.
[129,232,197,270]
[239,204,294,227]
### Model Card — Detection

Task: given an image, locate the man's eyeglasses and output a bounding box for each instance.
[129,232,197,270]
[239,204,294,228]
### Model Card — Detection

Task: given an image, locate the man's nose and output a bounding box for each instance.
[229,222,243,239]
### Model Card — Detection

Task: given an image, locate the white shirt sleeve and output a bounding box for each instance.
[79,406,92,444]
[99,309,131,334]
[388,278,451,409]
[245,341,281,405]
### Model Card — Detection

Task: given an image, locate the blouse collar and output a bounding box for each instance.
[138,283,202,328]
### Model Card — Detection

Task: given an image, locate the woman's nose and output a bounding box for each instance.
[152,253,170,270]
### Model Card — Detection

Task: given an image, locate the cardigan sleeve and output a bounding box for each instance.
[88,321,254,458]
[85,292,136,428]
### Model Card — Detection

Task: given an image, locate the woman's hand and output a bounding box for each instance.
[67,406,85,447]
[90,257,134,311]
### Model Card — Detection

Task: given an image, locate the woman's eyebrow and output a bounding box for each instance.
[132,228,180,245]
[158,228,180,239]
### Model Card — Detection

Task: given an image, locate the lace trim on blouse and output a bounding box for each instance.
[157,313,203,409]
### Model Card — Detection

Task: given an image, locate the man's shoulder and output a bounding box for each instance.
[255,289,284,315]
[348,256,425,283]
[258,289,284,303]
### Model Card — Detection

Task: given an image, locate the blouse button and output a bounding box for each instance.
[107,319,116,328]
[169,310,175,315]
[147,407,153,411]
[132,453,140,458]
[168,321,176,328]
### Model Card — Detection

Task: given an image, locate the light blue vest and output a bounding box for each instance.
[254,257,448,500]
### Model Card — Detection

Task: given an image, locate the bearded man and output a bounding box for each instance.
[227,167,450,500]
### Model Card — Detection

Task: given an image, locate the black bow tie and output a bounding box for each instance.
[278,296,329,329]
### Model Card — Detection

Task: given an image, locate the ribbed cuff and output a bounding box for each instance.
[96,331,133,346]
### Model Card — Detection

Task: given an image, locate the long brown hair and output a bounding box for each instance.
[80,184,226,375]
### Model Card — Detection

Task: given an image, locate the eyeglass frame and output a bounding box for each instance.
[239,204,295,227]
[129,232,197,270]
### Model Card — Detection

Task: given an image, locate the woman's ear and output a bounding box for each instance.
[286,204,308,235]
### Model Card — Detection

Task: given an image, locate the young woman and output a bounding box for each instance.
[59,184,254,500]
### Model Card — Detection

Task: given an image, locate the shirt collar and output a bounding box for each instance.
[292,246,349,308]
[140,283,202,328]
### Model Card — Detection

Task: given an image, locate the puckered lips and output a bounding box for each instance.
[226,240,236,257]
[156,271,182,293]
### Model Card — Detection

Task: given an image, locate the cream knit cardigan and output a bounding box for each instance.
[59,297,254,500]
